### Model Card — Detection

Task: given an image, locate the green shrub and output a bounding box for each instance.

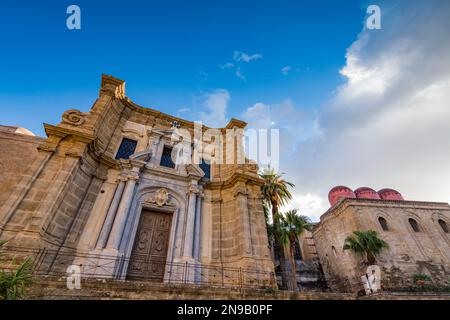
[0,241,33,300]
[412,273,432,283]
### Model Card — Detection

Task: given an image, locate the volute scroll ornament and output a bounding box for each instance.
[62,109,87,126]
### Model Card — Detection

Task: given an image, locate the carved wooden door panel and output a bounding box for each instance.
[127,210,172,281]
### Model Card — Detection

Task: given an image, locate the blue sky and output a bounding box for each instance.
[2,0,449,220]
[0,0,368,136]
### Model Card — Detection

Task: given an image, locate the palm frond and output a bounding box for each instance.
[343,230,389,263]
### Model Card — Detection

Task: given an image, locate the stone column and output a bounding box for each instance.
[193,191,203,261]
[235,187,252,256]
[183,184,198,259]
[106,173,139,250]
[96,177,126,249]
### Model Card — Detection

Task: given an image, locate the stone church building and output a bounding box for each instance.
[0,75,274,286]
[313,186,450,292]
[1,74,449,294]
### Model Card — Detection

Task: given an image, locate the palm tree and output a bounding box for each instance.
[278,210,312,290]
[259,166,295,290]
[262,202,274,245]
[343,230,389,265]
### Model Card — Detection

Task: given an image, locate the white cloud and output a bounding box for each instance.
[199,89,230,128]
[233,51,262,63]
[241,100,313,166]
[281,66,292,75]
[281,193,328,222]
[177,107,190,114]
[219,62,234,69]
[235,67,245,80]
[220,51,262,80]
[284,0,450,221]
[242,100,302,130]
[197,69,209,81]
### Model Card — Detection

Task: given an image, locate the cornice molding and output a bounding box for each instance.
[318,197,450,225]
[43,123,95,143]
[208,171,263,190]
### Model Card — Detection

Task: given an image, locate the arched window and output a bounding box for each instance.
[438,219,449,233]
[378,217,389,231]
[409,218,420,232]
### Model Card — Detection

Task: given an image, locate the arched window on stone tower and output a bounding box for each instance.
[409,218,421,232]
[378,217,389,231]
[438,219,449,233]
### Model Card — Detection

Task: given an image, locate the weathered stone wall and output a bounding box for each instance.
[25,276,450,300]
[313,198,450,292]
[298,230,318,261]
[25,276,354,300]
[0,127,43,219]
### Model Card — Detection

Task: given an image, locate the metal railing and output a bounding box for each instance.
[0,246,277,290]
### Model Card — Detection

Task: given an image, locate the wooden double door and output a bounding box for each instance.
[127,210,172,281]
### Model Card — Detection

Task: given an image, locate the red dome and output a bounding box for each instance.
[378,188,404,201]
[328,186,356,206]
[354,187,381,200]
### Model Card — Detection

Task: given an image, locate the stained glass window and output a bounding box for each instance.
[115,138,137,160]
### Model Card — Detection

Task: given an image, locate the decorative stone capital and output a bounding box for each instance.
[118,169,140,182]
[130,159,147,169]
[100,74,125,99]
[188,184,200,195]
[116,175,129,183]
[128,171,141,181]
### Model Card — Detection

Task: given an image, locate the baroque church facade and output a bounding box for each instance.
[0,75,274,286]
[1,74,450,294]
